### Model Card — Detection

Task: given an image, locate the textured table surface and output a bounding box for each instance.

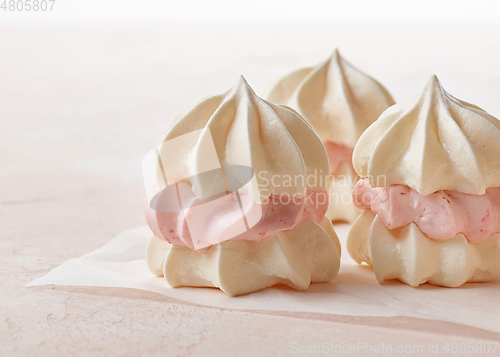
[2,25,500,356]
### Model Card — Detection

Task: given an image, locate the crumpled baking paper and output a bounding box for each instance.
[27,224,500,333]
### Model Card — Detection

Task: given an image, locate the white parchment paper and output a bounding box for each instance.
[27,224,500,333]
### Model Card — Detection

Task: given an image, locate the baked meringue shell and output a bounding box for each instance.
[353,75,500,195]
[326,162,361,223]
[147,217,341,296]
[155,76,329,204]
[268,49,394,147]
[347,210,500,287]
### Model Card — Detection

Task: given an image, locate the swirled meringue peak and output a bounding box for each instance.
[353,75,500,195]
[154,76,329,203]
[267,49,395,147]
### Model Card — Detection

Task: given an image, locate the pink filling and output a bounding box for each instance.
[323,141,354,175]
[144,181,329,251]
[353,178,500,243]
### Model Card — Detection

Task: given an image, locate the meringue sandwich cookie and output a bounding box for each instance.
[144,77,341,296]
[347,75,500,288]
[268,49,395,223]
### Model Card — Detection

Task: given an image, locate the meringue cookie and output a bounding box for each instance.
[147,216,341,296]
[144,77,340,295]
[348,211,500,287]
[268,50,394,223]
[353,75,500,196]
[348,75,500,287]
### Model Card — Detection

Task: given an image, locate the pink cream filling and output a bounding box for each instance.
[144,181,329,251]
[323,141,354,175]
[353,177,500,243]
